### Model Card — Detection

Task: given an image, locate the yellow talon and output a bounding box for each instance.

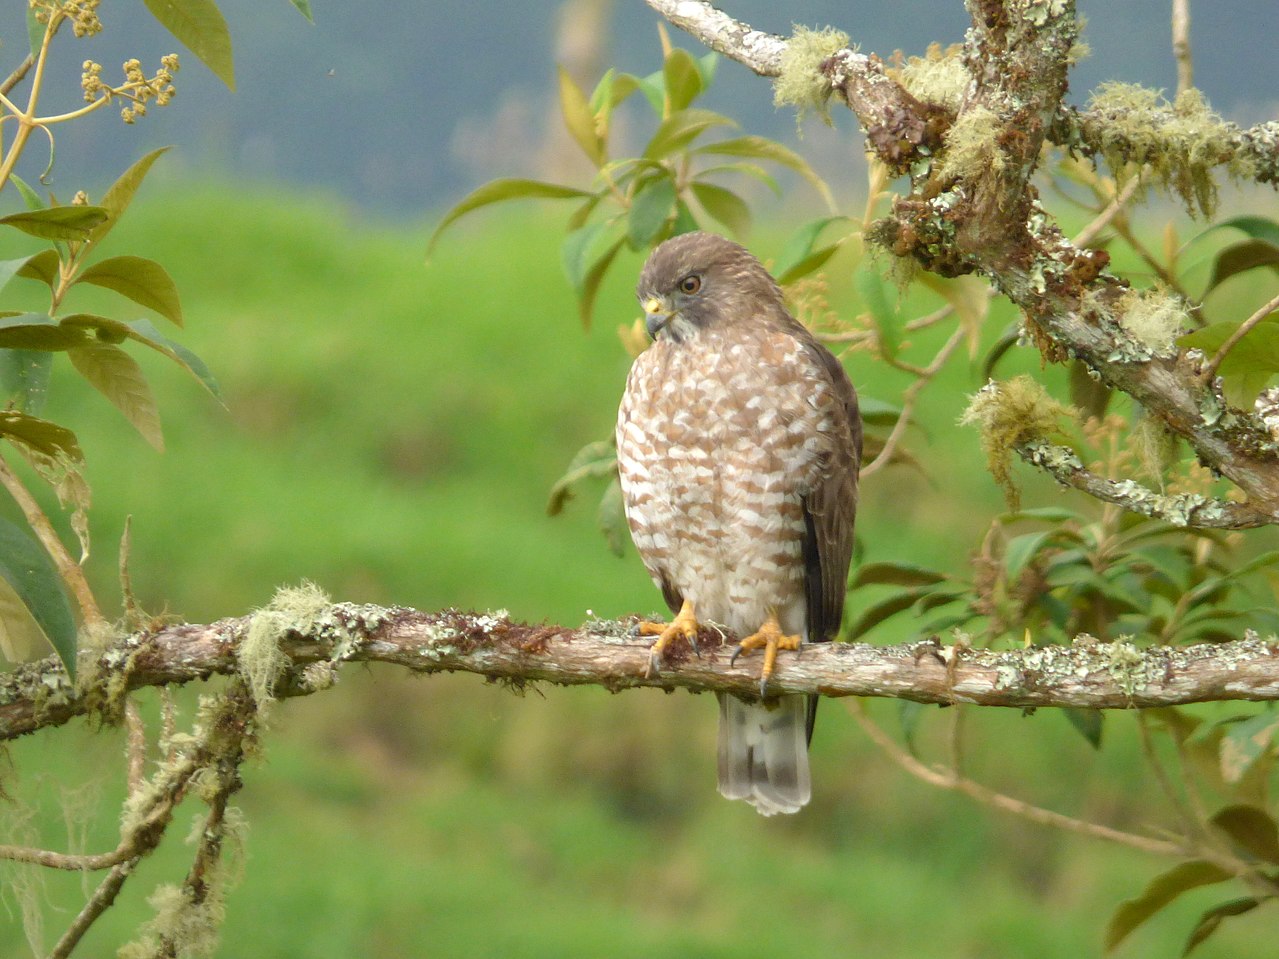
[637,598,700,676]
[729,614,802,697]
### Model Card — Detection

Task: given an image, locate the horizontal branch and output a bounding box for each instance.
[5,603,1279,741]
[1064,107,1279,188]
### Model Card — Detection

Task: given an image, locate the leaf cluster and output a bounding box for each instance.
[850,505,1279,650]
[1105,707,1279,955]
[430,41,834,326]
[0,0,319,680]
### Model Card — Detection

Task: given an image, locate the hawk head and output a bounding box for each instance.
[637,231,786,343]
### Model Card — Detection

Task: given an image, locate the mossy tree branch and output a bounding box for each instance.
[644,0,1279,524]
[4,603,1279,743]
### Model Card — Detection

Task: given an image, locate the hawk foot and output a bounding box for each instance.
[636,598,700,677]
[730,615,802,698]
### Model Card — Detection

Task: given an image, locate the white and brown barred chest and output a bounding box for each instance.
[615,324,839,637]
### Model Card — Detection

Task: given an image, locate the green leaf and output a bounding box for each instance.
[547,439,617,515]
[597,475,628,557]
[1199,214,1279,249]
[663,47,704,112]
[856,262,901,360]
[1104,860,1233,953]
[1180,316,1279,375]
[0,516,77,675]
[1219,712,1279,785]
[142,0,235,90]
[562,221,612,293]
[24,6,43,60]
[0,253,49,296]
[9,174,45,211]
[76,256,184,327]
[697,162,782,196]
[1004,530,1054,582]
[429,178,591,254]
[1202,239,1279,295]
[1062,707,1104,749]
[0,350,52,414]
[847,589,928,639]
[852,561,946,588]
[558,66,603,166]
[0,205,109,241]
[127,318,220,396]
[690,181,751,237]
[1210,805,1279,864]
[16,249,59,289]
[615,71,664,115]
[87,148,171,250]
[671,200,699,237]
[695,135,834,208]
[643,108,736,161]
[1182,898,1262,957]
[773,216,850,283]
[0,313,88,351]
[627,176,677,248]
[0,409,83,462]
[68,343,164,449]
[697,52,719,86]
[57,315,219,397]
[287,0,314,21]
[857,396,904,426]
[566,193,605,231]
[589,69,616,112]
[577,237,626,328]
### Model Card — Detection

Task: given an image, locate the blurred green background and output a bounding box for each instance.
[2,188,1276,958]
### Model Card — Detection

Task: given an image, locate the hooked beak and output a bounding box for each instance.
[643,295,674,339]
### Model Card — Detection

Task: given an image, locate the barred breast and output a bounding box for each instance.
[615,324,840,639]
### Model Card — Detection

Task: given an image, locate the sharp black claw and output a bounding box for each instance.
[688,631,701,658]
[729,644,743,667]
[758,675,769,699]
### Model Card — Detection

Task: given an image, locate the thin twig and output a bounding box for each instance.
[1136,711,1202,841]
[1171,0,1193,96]
[48,859,138,959]
[1200,291,1279,382]
[0,453,104,626]
[850,700,1184,857]
[0,54,34,98]
[0,754,198,869]
[861,324,966,478]
[1073,177,1142,249]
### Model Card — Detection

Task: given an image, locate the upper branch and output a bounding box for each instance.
[642,0,946,168]
[647,0,1279,522]
[4,604,1279,741]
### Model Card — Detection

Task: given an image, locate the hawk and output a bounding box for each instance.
[616,231,862,815]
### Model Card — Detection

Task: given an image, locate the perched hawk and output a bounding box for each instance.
[616,231,862,815]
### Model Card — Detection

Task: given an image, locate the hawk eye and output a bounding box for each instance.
[678,274,702,295]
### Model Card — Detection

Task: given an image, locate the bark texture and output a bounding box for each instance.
[5,604,1279,741]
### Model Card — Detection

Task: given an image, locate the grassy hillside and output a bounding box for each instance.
[1,187,1273,957]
